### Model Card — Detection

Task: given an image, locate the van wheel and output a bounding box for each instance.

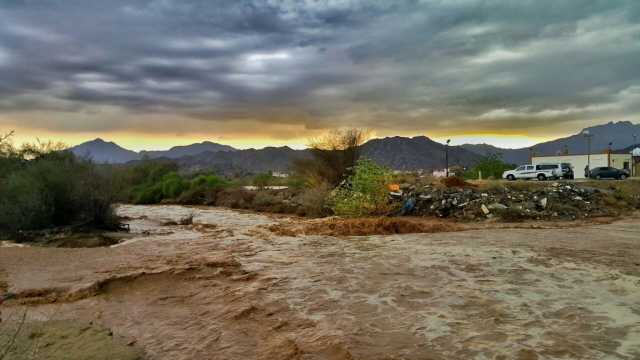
[596,175,602,180]
[507,174,515,181]
[620,174,627,180]
[537,174,546,181]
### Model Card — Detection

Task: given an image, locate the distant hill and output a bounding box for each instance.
[613,143,640,154]
[362,136,482,170]
[68,120,639,171]
[69,139,235,164]
[69,138,140,164]
[531,121,640,155]
[170,136,483,175]
[462,121,640,165]
[140,141,236,159]
[460,144,529,165]
[170,146,309,176]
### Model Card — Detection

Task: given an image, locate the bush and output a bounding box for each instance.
[125,166,230,205]
[176,186,219,205]
[191,174,230,189]
[133,183,164,204]
[253,172,274,189]
[161,172,189,199]
[253,191,278,207]
[330,159,393,217]
[216,189,256,209]
[296,184,331,217]
[464,154,514,180]
[0,142,121,236]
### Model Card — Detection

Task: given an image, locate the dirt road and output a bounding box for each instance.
[1,205,639,359]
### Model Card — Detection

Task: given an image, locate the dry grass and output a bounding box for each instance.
[581,178,640,193]
[441,176,476,188]
[267,215,626,238]
[269,217,464,237]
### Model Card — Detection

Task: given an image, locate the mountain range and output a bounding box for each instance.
[70,139,235,164]
[69,121,639,174]
[139,141,235,159]
[70,138,140,164]
[462,121,640,164]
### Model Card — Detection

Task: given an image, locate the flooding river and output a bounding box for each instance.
[1,205,639,359]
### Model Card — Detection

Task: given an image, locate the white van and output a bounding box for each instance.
[502,164,562,181]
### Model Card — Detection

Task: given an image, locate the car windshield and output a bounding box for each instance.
[516,166,525,171]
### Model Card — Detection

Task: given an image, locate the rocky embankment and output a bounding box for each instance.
[398,181,637,221]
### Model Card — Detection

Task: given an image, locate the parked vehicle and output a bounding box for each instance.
[561,163,574,179]
[588,167,629,180]
[502,163,562,181]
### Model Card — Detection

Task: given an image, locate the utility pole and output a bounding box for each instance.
[445,139,451,177]
[529,147,535,162]
[583,130,593,177]
[633,134,638,146]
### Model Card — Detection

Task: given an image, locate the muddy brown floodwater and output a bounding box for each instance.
[1,205,639,359]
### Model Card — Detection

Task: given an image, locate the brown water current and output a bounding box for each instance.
[1,204,639,359]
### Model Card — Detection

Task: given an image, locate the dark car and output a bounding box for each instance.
[588,167,629,180]
[561,163,574,179]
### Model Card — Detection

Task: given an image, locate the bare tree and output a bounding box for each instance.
[293,128,369,186]
[0,131,15,156]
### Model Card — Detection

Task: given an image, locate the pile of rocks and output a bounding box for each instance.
[395,182,611,221]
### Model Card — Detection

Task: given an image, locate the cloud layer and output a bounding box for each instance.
[1,0,639,143]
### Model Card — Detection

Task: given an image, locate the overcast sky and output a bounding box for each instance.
[0,0,639,149]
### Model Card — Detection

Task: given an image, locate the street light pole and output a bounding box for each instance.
[445,139,451,177]
[583,130,593,178]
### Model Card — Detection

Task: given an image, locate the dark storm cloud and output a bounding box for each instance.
[0,0,639,137]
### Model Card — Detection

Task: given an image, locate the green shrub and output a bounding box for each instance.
[160,172,188,199]
[191,174,229,189]
[253,172,274,189]
[127,169,232,205]
[330,159,393,217]
[176,186,219,205]
[0,146,120,236]
[464,154,514,180]
[133,183,164,204]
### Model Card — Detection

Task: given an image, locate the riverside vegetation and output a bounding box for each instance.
[2,129,639,245]
[0,132,122,240]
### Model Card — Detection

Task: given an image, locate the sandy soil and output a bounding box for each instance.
[1,205,639,359]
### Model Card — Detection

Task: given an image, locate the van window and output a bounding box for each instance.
[536,164,558,170]
[516,166,525,171]
[525,165,534,171]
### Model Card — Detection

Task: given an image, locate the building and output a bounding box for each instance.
[532,152,633,179]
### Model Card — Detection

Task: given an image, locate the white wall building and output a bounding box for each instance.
[532,152,633,179]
